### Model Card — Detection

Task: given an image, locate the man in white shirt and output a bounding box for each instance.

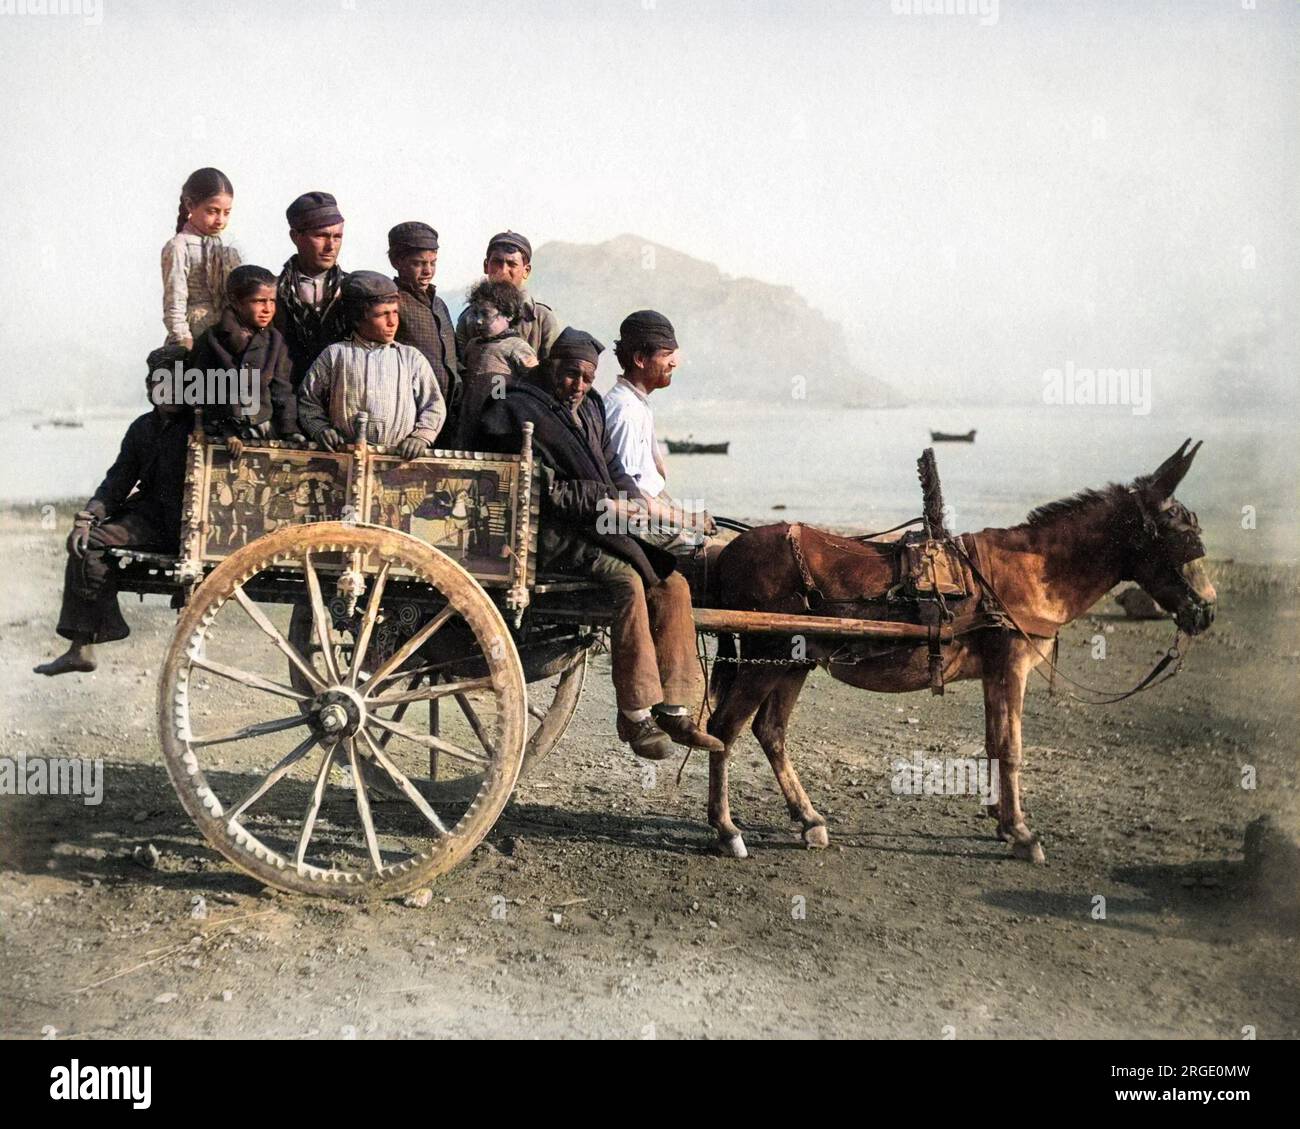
[603,310,715,550]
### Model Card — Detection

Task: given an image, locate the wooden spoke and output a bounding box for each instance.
[189,713,311,748]
[368,676,492,708]
[367,713,490,768]
[528,702,547,722]
[233,587,326,693]
[302,552,340,683]
[370,657,467,688]
[366,605,457,687]
[358,730,449,835]
[348,560,391,687]
[346,738,385,873]
[295,740,338,873]
[191,654,309,702]
[453,692,498,759]
[226,732,320,822]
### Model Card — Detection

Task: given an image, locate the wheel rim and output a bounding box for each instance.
[158,522,526,897]
[523,650,589,770]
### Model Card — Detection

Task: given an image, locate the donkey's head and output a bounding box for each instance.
[1123,439,1216,635]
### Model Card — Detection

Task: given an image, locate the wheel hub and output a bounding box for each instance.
[310,686,367,739]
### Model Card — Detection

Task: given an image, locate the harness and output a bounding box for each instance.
[781,521,1186,704]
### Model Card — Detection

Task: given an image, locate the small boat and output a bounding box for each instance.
[930,429,975,443]
[34,416,85,430]
[665,439,730,455]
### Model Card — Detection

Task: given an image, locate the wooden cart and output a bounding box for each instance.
[114,424,938,897]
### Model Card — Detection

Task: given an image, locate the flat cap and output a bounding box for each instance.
[342,270,400,302]
[286,191,344,231]
[549,327,604,367]
[147,343,189,372]
[388,221,439,252]
[486,230,532,261]
[618,309,678,352]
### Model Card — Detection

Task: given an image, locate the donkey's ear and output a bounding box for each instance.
[1150,438,1202,498]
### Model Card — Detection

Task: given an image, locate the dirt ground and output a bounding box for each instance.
[1,505,1297,1040]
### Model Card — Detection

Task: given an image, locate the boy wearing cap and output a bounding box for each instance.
[34,346,195,677]
[454,230,564,364]
[275,191,350,388]
[604,309,717,550]
[297,271,445,458]
[388,221,460,436]
[476,328,723,762]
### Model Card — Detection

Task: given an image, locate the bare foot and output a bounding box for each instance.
[34,648,96,676]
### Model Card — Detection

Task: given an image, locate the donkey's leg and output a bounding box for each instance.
[981,675,1009,841]
[707,750,746,858]
[706,666,784,859]
[751,669,827,848]
[984,641,1046,864]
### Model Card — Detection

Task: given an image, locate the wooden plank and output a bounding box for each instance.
[692,609,950,641]
[531,604,950,641]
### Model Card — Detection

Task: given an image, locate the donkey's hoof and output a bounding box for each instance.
[1011,837,1047,864]
[803,823,829,849]
[994,825,1010,842]
[718,834,748,859]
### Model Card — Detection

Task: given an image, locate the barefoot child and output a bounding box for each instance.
[297,271,445,459]
[456,279,537,448]
[188,264,301,456]
[34,347,195,677]
[161,167,241,349]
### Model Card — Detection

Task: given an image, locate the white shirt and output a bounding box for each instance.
[296,269,330,309]
[603,377,665,498]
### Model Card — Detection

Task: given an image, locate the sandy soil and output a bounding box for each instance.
[1,505,1297,1040]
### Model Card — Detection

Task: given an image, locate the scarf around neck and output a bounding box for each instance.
[277,256,343,343]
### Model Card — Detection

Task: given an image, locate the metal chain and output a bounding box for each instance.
[710,654,817,668]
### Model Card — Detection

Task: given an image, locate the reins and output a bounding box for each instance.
[951,537,1190,706]
[709,518,1192,706]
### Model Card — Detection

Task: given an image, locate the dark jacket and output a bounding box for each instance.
[475,381,675,586]
[86,408,194,539]
[394,279,460,414]
[189,307,297,437]
[274,262,351,389]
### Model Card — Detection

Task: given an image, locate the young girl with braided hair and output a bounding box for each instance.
[160,167,242,349]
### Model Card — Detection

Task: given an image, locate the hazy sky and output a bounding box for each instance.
[0,0,1296,409]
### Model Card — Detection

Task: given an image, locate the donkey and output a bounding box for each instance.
[705,440,1217,863]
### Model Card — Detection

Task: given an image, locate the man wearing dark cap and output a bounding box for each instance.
[297,271,445,456]
[476,328,723,761]
[605,310,716,550]
[388,221,459,442]
[455,230,564,365]
[275,191,350,389]
[34,345,194,676]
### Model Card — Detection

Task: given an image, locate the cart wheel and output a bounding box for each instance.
[287,603,350,699]
[158,522,526,898]
[523,649,589,770]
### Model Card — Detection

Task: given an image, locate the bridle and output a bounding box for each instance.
[950,536,1195,707]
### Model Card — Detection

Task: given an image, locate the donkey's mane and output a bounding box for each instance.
[1019,482,1134,529]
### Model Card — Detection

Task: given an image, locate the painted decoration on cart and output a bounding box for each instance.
[198,446,354,560]
[364,455,518,584]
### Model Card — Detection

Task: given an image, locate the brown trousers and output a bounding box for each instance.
[587,552,701,712]
[56,512,170,644]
